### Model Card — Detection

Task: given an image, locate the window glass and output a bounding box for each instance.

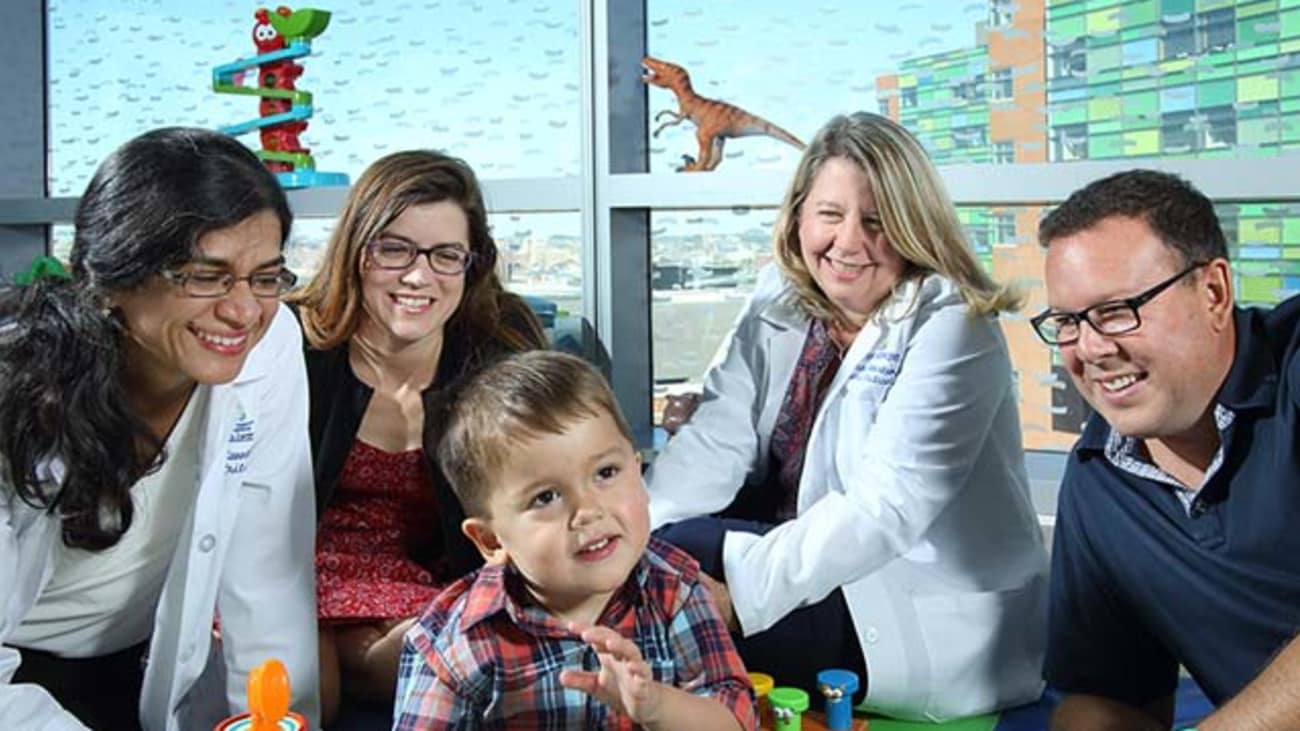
[52,211,583,315]
[645,1,1300,171]
[46,1,580,196]
[643,2,1299,451]
[646,199,1300,450]
[650,207,772,392]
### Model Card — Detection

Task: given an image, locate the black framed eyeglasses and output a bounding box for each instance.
[160,268,298,298]
[1030,261,1209,346]
[367,239,474,275]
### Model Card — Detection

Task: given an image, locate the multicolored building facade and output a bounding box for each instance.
[877,0,1300,450]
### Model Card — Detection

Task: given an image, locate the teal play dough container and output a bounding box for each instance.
[769,686,810,731]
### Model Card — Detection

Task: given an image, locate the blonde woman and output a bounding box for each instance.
[647,112,1049,720]
[289,150,544,723]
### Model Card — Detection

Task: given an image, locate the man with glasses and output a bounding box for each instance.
[1034,169,1300,731]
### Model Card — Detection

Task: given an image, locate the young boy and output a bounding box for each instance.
[393,351,756,730]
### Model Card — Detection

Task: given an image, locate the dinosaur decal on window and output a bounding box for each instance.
[642,55,805,172]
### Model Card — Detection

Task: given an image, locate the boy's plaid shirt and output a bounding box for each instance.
[393,537,757,730]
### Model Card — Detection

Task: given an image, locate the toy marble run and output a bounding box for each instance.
[751,669,868,731]
[213,6,348,188]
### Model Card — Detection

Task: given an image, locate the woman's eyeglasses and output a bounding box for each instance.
[367,239,474,275]
[161,268,298,298]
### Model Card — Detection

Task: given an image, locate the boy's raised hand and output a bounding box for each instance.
[559,621,664,724]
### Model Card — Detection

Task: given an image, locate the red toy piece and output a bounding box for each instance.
[253,7,309,169]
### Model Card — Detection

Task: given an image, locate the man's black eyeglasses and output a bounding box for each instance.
[1030,261,1209,346]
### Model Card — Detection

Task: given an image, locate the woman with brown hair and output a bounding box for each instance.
[288,150,544,722]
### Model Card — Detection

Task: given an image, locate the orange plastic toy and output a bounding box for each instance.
[213,659,308,731]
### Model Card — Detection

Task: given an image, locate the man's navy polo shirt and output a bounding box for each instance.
[1044,297,1300,707]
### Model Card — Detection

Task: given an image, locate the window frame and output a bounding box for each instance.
[4,0,1300,474]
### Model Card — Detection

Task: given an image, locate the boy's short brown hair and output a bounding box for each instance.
[436,351,633,517]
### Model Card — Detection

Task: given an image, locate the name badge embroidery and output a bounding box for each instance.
[850,351,901,386]
[226,410,254,474]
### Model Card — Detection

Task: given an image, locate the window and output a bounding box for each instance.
[1161,110,1196,153]
[953,125,987,149]
[46,3,582,195]
[989,0,1015,28]
[650,209,772,385]
[994,212,1016,244]
[1161,106,1236,153]
[1200,8,1235,53]
[990,68,1013,101]
[1052,123,1088,161]
[1201,106,1237,149]
[1050,38,1086,80]
[491,212,584,310]
[953,74,984,102]
[1051,360,1092,435]
[30,0,1300,468]
[1161,14,1196,59]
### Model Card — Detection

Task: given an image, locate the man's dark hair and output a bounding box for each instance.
[1038,169,1228,265]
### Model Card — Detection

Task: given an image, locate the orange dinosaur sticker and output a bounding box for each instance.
[642,55,805,172]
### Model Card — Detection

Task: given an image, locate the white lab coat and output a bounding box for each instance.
[647,266,1048,721]
[0,304,319,731]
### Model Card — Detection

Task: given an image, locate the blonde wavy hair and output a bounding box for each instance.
[289,149,542,351]
[773,112,1021,325]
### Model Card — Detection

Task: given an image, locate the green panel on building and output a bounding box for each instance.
[1239,276,1283,303]
[1284,7,1300,34]
[1286,113,1300,140]
[1124,90,1160,118]
[1089,95,1123,119]
[1052,13,1087,40]
[1121,73,1161,92]
[1285,219,1300,242]
[1092,80,1122,99]
[1092,118,1125,134]
[1238,0,1280,19]
[1090,131,1128,156]
[1238,99,1280,119]
[1239,17,1281,50]
[1198,78,1237,106]
[1088,43,1124,72]
[1239,74,1282,103]
[1122,0,1159,24]
[1054,103,1089,124]
[1088,7,1122,35]
[1238,41,1281,61]
[1242,218,1284,243]
[1121,25,1157,41]
[1122,128,1160,155]
[1239,117,1278,146]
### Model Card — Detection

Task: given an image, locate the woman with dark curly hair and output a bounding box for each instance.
[0,127,317,730]
[288,149,544,722]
